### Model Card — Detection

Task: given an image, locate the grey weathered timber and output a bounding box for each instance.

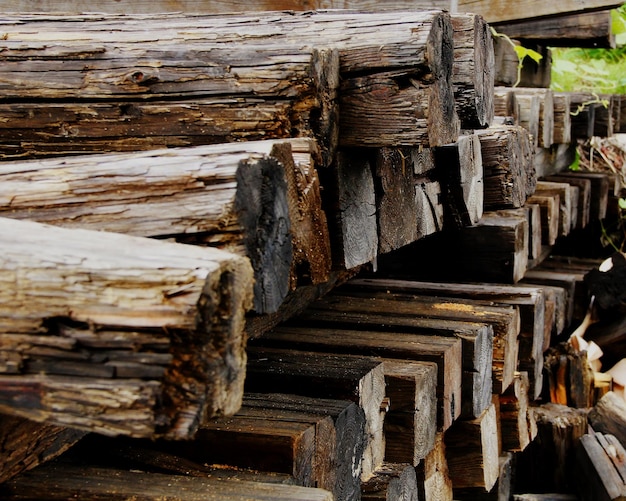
[513,88,555,148]
[475,125,535,210]
[244,347,385,483]
[0,415,87,485]
[0,140,318,314]
[588,392,626,450]
[258,325,463,432]
[575,432,626,501]
[553,93,573,144]
[0,0,452,13]
[544,173,591,230]
[450,13,495,129]
[0,10,460,154]
[0,217,254,439]
[434,133,484,228]
[361,462,419,501]
[445,403,501,492]
[493,10,616,48]
[291,290,493,418]
[526,192,561,246]
[0,463,334,501]
[457,0,624,23]
[374,147,444,254]
[535,181,573,237]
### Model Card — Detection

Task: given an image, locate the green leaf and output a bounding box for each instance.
[619,198,626,210]
[514,46,543,64]
[568,149,580,171]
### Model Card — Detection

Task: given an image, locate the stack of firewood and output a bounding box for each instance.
[0,3,625,501]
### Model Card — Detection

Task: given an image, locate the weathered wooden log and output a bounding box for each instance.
[454,452,515,501]
[0,43,340,163]
[330,282,522,396]
[349,278,546,401]
[514,93,542,150]
[0,415,87,485]
[0,139,330,314]
[499,372,534,452]
[244,348,385,482]
[292,289,493,418]
[0,217,254,439]
[535,181,573,237]
[493,36,519,88]
[257,325,463,432]
[445,403,501,492]
[513,88,554,148]
[552,171,609,222]
[457,0,624,24]
[361,462,419,501]
[450,13,495,129]
[493,87,519,123]
[493,10,616,48]
[379,209,530,285]
[382,360,438,464]
[374,147,445,255]
[526,192,561,246]
[0,10,460,153]
[434,133,484,228]
[575,432,626,501]
[553,93,573,144]
[475,125,535,210]
[0,463,334,500]
[331,149,378,270]
[416,432,454,501]
[515,403,588,493]
[523,203,544,260]
[588,391,626,448]
[570,95,597,139]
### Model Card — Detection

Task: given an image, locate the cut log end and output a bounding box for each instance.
[236,156,292,314]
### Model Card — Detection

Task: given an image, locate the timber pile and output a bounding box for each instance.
[1,3,626,501]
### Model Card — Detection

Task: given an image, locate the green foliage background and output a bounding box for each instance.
[551,4,626,94]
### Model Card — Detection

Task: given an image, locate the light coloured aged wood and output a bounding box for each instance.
[0,10,460,153]
[0,0,452,13]
[575,432,626,501]
[416,432,454,501]
[0,139,329,314]
[0,217,254,439]
[457,0,624,23]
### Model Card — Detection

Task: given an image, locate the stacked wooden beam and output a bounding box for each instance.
[1,3,625,501]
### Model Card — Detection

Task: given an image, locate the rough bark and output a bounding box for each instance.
[0,217,254,439]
